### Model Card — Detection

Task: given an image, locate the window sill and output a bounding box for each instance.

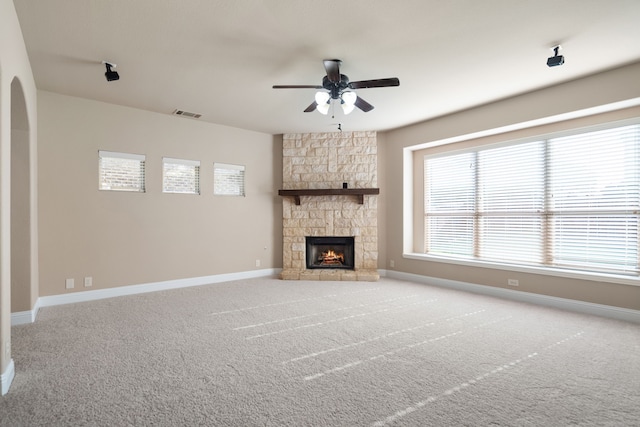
[403,252,640,287]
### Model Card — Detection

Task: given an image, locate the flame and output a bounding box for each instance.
[320,249,344,265]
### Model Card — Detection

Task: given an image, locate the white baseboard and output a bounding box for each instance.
[1,359,15,396]
[10,305,39,326]
[12,268,281,325]
[12,268,638,325]
[383,270,640,324]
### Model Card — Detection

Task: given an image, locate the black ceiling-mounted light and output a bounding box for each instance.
[102,61,119,81]
[547,45,565,67]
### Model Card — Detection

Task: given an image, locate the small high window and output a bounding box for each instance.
[214,163,245,196]
[162,157,200,194]
[99,150,145,192]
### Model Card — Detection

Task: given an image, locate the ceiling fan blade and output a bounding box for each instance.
[354,96,374,112]
[303,101,318,112]
[323,59,342,83]
[348,77,400,89]
[273,85,323,89]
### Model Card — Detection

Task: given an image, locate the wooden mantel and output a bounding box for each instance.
[278,188,380,205]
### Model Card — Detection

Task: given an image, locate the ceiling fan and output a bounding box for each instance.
[272,59,400,115]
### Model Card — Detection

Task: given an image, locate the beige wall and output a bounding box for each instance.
[1,0,38,386]
[11,128,30,312]
[380,61,640,310]
[37,91,281,296]
[376,134,388,271]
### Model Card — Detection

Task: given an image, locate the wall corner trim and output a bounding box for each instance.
[10,304,39,326]
[384,270,640,324]
[1,359,15,396]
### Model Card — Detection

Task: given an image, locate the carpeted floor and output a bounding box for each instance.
[2,277,639,426]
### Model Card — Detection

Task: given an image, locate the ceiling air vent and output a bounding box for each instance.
[172,109,202,119]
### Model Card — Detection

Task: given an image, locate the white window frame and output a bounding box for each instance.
[162,157,200,195]
[98,150,146,192]
[405,116,640,286]
[213,162,245,196]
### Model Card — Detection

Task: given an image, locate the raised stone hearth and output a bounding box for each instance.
[280,131,379,281]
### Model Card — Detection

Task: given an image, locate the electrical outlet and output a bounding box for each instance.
[389,260,395,268]
[255,259,261,267]
[508,279,519,287]
[65,278,74,289]
[84,276,93,287]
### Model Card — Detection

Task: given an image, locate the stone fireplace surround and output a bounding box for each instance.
[280,131,379,281]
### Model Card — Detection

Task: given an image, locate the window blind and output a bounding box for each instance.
[424,123,640,276]
[214,163,245,196]
[162,157,200,194]
[424,152,475,257]
[547,125,640,273]
[477,141,545,264]
[99,150,146,192]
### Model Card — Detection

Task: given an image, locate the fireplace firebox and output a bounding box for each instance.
[306,236,355,270]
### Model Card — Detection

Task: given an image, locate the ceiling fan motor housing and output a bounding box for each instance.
[322,75,350,99]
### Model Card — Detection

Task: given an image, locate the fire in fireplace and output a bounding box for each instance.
[306,236,355,270]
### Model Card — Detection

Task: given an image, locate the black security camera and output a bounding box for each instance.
[547,46,564,67]
[103,62,120,81]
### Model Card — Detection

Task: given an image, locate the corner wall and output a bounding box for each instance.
[380,61,640,310]
[0,0,38,394]
[37,91,280,297]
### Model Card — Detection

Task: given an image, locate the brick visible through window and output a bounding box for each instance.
[214,163,245,196]
[163,157,200,194]
[99,150,145,192]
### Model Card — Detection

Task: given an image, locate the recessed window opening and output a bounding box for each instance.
[99,150,145,192]
[423,123,640,276]
[214,162,245,196]
[163,157,200,194]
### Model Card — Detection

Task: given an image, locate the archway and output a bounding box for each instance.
[10,78,31,316]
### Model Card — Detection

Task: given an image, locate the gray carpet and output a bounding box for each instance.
[2,277,639,426]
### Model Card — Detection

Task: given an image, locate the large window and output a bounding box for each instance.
[99,150,146,192]
[424,123,640,276]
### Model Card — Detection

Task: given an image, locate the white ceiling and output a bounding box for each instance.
[13,0,640,135]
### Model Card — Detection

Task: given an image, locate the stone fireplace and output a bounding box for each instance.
[280,131,379,281]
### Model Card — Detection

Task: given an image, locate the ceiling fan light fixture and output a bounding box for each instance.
[341,91,357,115]
[315,91,331,115]
[341,91,357,105]
[273,60,400,114]
[315,91,330,104]
[341,103,356,115]
[317,102,330,115]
